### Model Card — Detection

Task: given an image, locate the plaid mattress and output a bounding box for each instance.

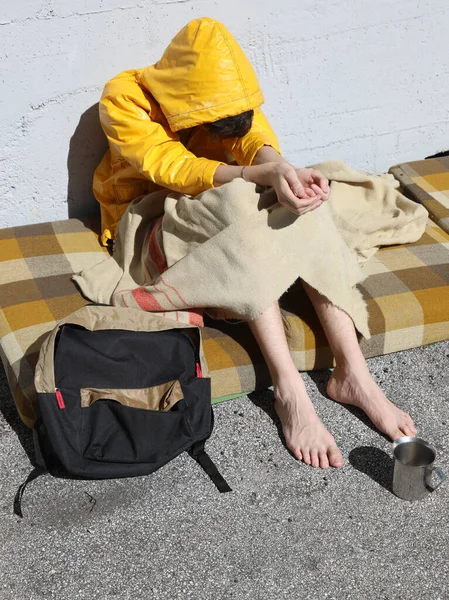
[1,215,449,428]
[389,156,449,235]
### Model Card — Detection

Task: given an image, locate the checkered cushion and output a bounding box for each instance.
[389,156,449,234]
[0,220,110,427]
[1,217,449,428]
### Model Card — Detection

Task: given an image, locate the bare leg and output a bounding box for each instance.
[301,281,416,440]
[247,301,344,469]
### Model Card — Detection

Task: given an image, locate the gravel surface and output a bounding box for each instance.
[1,342,448,600]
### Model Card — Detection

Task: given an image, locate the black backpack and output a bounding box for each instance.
[15,306,231,516]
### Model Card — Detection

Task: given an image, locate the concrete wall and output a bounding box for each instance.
[1,0,448,228]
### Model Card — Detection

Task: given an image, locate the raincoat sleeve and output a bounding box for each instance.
[99,92,224,195]
[222,108,282,166]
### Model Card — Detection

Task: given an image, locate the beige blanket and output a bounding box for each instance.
[73,160,428,340]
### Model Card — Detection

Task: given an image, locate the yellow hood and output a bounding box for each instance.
[140,17,264,131]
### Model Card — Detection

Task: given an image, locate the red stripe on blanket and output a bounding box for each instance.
[188,309,205,327]
[148,217,167,275]
[132,287,166,311]
[153,282,183,309]
[159,276,189,308]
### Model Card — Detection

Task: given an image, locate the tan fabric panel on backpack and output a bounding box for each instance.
[80,380,184,412]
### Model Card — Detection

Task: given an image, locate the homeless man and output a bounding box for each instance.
[86,17,420,470]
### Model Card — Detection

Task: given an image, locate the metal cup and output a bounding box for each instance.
[392,436,445,501]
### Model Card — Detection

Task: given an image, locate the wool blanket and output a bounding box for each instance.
[73,160,428,339]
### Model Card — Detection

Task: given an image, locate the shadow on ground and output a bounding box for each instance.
[349,446,394,492]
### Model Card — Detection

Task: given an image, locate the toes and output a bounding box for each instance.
[391,411,417,439]
[402,421,417,437]
[318,450,329,469]
[329,447,344,468]
[390,427,405,441]
[290,447,303,461]
[302,449,311,465]
[405,416,417,437]
[310,449,320,468]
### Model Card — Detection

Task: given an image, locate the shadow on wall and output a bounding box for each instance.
[67,103,108,224]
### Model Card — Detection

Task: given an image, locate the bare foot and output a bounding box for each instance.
[273,374,344,469]
[327,365,417,441]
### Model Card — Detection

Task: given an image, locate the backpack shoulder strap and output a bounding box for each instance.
[13,466,46,518]
[189,441,232,493]
[13,427,48,518]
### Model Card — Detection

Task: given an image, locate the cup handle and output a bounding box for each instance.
[426,467,446,492]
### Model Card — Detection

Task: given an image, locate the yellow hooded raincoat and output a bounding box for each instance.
[94,17,281,246]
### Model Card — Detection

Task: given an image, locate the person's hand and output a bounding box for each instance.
[246,162,324,216]
[295,168,330,201]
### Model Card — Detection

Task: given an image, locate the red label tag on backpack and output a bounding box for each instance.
[195,362,202,378]
[55,388,66,409]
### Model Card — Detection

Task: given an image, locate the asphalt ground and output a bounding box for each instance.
[1,341,448,600]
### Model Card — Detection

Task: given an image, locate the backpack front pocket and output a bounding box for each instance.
[80,400,192,464]
[80,381,184,412]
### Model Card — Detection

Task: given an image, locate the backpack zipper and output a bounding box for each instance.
[55,388,66,410]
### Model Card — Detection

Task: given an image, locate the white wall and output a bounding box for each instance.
[1,0,448,228]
